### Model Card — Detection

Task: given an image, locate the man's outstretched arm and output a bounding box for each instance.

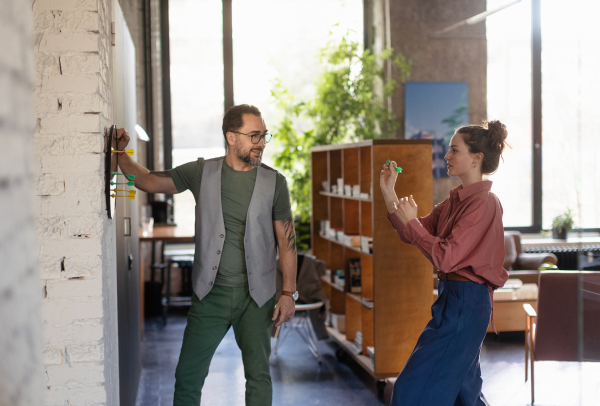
[114,128,178,194]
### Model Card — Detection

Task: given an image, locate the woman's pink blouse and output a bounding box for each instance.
[387,180,508,289]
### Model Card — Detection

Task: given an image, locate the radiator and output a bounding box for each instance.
[524,245,600,270]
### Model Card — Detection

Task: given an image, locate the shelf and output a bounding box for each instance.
[326,326,388,379]
[318,234,373,257]
[320,278,374,310]
[319,191,372,202]
[327,326,375,374]
[321,276,345,293]
[346,292,374,310]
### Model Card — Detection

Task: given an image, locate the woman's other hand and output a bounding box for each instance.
[394,195,418,225]
[380,160,399,194]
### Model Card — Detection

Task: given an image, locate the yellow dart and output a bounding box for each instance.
[112,149,134,156]
[111,194,135,200]
[112,189,136,194]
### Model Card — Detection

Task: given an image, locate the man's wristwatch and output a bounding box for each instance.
[282,291,299,301]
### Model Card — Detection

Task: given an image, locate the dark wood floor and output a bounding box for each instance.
[135,312,600,406]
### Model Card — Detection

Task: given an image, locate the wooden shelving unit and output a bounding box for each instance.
[312,139,433,380]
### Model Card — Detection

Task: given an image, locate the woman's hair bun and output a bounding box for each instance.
[486,120,508,145]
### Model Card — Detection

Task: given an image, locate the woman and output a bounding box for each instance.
[381,121,510,406]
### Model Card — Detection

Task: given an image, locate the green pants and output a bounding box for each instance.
[173,285,276,406]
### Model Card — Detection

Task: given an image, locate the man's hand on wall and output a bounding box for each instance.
[113,128,130,151]
[272,295,295,327]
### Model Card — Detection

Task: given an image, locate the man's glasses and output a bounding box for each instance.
[231,131,272,144]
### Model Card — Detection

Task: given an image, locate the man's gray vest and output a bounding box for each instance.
[191,156,278,308]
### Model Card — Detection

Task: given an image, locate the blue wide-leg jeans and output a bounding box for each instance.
[391,279,492,406]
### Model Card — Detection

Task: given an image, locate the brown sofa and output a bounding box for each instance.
[504,231,558,285]
[504,231,558,271]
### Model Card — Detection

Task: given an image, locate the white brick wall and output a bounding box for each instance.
[32,0,119,404]
[0,0,44,405]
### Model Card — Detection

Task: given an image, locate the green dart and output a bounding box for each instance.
[111,172,135,180]
[386,159,402,173]
[111,181,135,186]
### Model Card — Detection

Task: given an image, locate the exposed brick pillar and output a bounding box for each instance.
[32,0,119,404]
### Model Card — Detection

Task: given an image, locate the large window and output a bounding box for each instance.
[540,0,600,230]
[170,0,226,228]
[170,0,225,155]
[486,0,533,228]
[232,0,363,165]
[169,0,362,226]
[487,0,600,230]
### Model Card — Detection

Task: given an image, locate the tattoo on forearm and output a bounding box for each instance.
[150,170,171,178]
[282,217,297,253]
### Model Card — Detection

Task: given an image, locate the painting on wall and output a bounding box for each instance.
[405,82,469,178]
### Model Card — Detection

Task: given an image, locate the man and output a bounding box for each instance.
[114,104,297,405]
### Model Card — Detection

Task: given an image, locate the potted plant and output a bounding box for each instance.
[551,208,574,240]
[271,35,412,250]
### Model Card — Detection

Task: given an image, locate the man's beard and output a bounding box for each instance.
[234,143,262,167]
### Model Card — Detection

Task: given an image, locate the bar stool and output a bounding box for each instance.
[143,262,170,319]
[150,262,169,283]
[162,255,194,324]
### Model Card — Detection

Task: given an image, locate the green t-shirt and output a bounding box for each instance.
[169,158,292,287]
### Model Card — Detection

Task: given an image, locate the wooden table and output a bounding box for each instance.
[432,289,537,333]
[139,224,195,243]
[139,225,194,337]
[487,298,537,333]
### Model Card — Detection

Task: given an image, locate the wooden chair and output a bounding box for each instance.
[523,271,600,403]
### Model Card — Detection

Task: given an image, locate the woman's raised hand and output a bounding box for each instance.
[394,195,418,226]
[380,160,399,194]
